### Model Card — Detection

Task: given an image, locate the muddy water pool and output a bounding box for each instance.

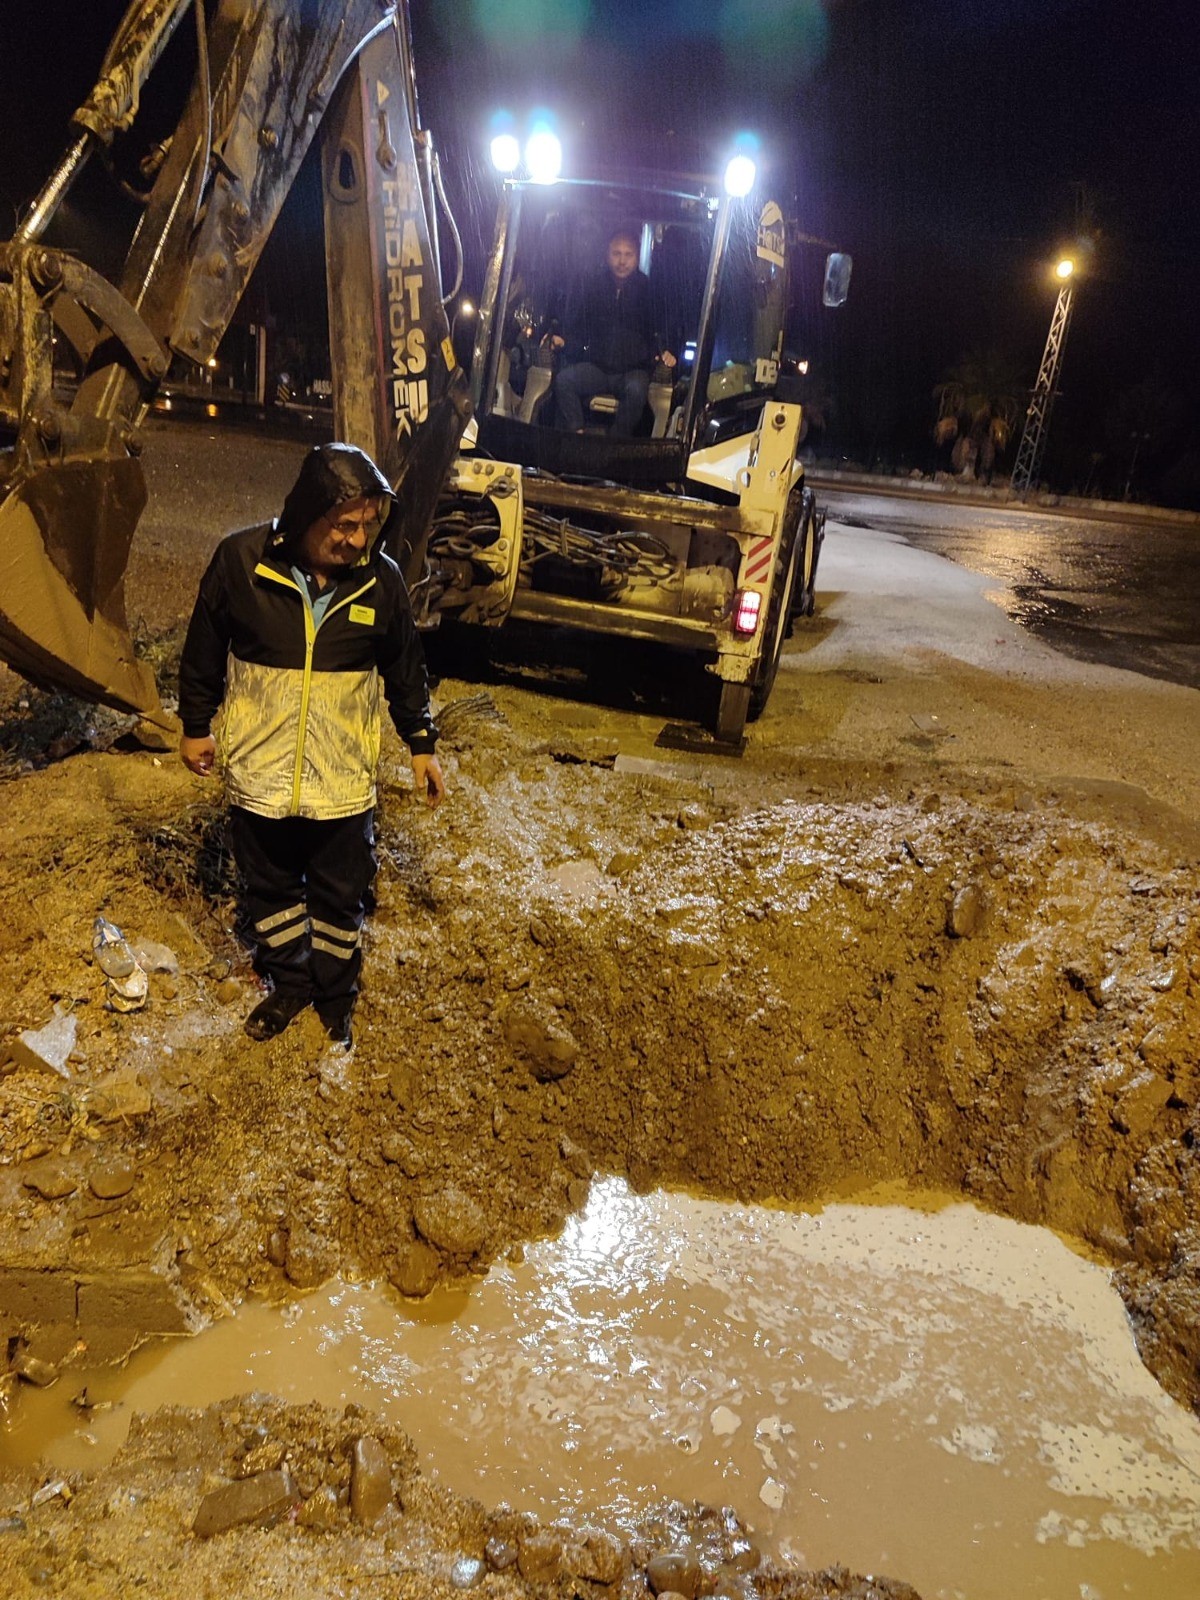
[5,1179,1200,1600]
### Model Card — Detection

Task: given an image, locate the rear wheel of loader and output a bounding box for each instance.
[747,511,802,722]
[792,488,821,620]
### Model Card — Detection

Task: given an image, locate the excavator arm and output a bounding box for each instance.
[0,0,469,732]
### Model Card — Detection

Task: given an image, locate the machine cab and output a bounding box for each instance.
[466,174,792,491]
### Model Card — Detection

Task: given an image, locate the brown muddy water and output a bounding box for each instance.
[5,1179,1200,1600]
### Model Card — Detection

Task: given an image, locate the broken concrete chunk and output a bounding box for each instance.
[349,1435,392,1526]
[4,1012,77,1079]
[192,1469,297,1538]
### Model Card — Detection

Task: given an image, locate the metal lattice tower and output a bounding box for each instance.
[1011,278,1074,497]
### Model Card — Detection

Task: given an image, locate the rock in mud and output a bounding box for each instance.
[605,849,641,877]
[89,1160,137,1200]
[388,1237,441,1298]
[947,882,984,938]
[284,1225,340,1288]
[647,1549,704,1598]
[518,1528,567,1583]
[413,1187,487,1258]
[215,978,242,1006]
[297,1484,340,1531]
[503,1005,579,1082]
[485,1537,518,1571]
[450,1556,487,1588]
[80,1071,152,1121]
[21,1158,78,1200]
[572,1527,627,1585]
[192,1469,298,1538]
[350,1435,392,1526]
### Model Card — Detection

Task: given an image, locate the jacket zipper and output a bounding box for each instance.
[254,563,377,816]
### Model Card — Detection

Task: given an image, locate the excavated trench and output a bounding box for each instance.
[1,708,1198,1598]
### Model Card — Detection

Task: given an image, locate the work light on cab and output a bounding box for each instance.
[724,153,756,198]
[490,133,520,173]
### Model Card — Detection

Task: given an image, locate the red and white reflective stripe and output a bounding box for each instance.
[742,535,775,585]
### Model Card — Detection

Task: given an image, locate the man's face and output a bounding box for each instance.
[607,235,638,280]
[299,496,384,577]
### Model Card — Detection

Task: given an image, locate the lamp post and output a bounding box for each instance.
[1011,256,1076,498]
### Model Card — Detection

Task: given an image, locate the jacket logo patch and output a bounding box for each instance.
[348,605,376,626]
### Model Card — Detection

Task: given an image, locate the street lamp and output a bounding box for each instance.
[1011,255,1079,497]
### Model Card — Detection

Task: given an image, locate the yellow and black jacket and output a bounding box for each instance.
[179,448,436,821]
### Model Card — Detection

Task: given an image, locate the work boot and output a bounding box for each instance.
[244,989,310,1041]
[315,998,355,1049]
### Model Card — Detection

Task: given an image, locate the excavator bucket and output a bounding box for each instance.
[0,453,163,721]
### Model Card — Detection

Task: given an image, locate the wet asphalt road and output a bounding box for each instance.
[818,488,1200,691]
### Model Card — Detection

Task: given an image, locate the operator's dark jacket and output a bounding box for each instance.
[178,444,437,822]
[562,268,661,374]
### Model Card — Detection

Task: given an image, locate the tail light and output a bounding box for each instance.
[732,588,762,636]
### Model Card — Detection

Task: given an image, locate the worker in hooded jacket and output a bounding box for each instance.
[178,442,445,1046]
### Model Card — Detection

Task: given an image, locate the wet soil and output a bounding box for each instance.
[0,421,1198,1598]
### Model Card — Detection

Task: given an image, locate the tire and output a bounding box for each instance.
[790,487,822,621]
[711,486,805,741]
[746,505,802,722]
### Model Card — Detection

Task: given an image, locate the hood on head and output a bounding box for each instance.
[274,442,394,556]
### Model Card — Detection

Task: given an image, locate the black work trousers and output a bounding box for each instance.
[228,807,377,1004]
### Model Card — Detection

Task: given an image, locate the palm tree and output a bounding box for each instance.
[934,348,1026,483]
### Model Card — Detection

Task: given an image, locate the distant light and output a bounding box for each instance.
[724,154,756,198]
[797,358,810,375]
[206,357,218,369]
[490,133,520,173]
[1056,257,1075,280]
[525,128,562,185]
[459,300,475,318]
[733,588,762,635]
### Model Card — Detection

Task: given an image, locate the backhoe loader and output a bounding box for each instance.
[0,0,848,746]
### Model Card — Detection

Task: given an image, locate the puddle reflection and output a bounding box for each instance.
[5,1179,1200,1600]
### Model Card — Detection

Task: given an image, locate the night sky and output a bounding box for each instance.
[2,0,1197,502]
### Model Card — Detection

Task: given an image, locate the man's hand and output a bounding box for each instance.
[658,350,678,369]
[412,752,447,808]
[180,734,216,776]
